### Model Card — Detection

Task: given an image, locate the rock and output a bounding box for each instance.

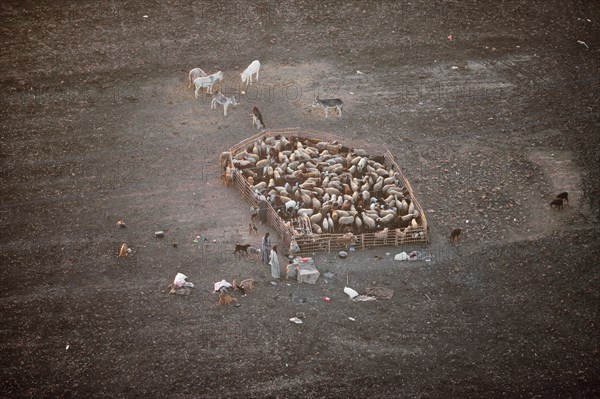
[155,231,164,238]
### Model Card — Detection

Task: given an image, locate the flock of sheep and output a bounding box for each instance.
[225,135,424,240]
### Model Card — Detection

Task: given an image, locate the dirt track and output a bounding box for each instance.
[1,1,599,398]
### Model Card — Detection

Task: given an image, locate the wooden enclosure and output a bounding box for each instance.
[225,128,428,255]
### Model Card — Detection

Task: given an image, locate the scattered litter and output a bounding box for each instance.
[394,251,408,261]
[323,296,331,302]
[193,235,208,243]
[214,279,232,293]
[385,253,390,256]
[338,251,348,259]
[323,272,335,280]
[353,295,377,302]
[356,70,365,75]
[66,344,70,350]
[118,243,128,257]
[425,293,432,301]
[289,317,303,324]
[344,286,359,299]
[143,15,148,18]
[373,255,383,260]
[292,257,320,284]
[447,34,454,42]
[172,242,178,247]
[365,287,394,300]
[348,91,355,95]
[270,281,277,286]
[173,273,194,288]
[348,246,355,252]
[155,231,164,238]
[116,220,126,228]
[577,40,589,49]
[451,66,459,70]
[348,317,356,322]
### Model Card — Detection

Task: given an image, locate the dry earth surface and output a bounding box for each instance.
[1,1,599,398]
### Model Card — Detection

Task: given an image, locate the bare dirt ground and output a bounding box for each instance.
[1,1,599,398]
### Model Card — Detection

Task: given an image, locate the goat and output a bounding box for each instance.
[374,227,389,243]
[241,60,260,86]
[188,67,207,88]
[557,192,569,205]
[312,97,343,118]
[219,292,237,305]
[233,278,256,295]
[211,91,238,116]
[334,232,357,249]
[550,198,564,211]
[252,106,265,129]
[193,71,224,97]
[248,223,258,235]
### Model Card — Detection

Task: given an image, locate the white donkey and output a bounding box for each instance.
[241,60,260,86]
[194,71,224,97]
[188,67,207,88]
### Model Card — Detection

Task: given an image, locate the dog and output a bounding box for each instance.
[450,228,462,243]
[550,198,564,210]
[219,292,237,305]
[249,223,258,235]
[234,244,251,255]
[252,106,265,129]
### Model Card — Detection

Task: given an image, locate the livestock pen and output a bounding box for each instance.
[223,128,428,255]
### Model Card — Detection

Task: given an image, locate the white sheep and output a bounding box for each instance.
[241,60,260,86]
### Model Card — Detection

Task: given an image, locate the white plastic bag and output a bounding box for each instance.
[344,286,359,299]
[174,273,194,288]
[394,251,409,261]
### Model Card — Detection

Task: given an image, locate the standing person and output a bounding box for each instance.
[261,232,271,264]
[269,245,280,279]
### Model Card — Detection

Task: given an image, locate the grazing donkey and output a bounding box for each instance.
[241,60,260,86]
[211,91,238,116]
[312,97,343,118]
[188,67,207,88]
[193,71,224,97]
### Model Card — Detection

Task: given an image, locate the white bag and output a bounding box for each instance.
[344,286,359,299]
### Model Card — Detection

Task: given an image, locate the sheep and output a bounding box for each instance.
[194,71,224,96]
[285,200,298,213]
[241,60,260,86]
[377,213,395,227]
[188,67,207,88]
[361,212,376,231]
